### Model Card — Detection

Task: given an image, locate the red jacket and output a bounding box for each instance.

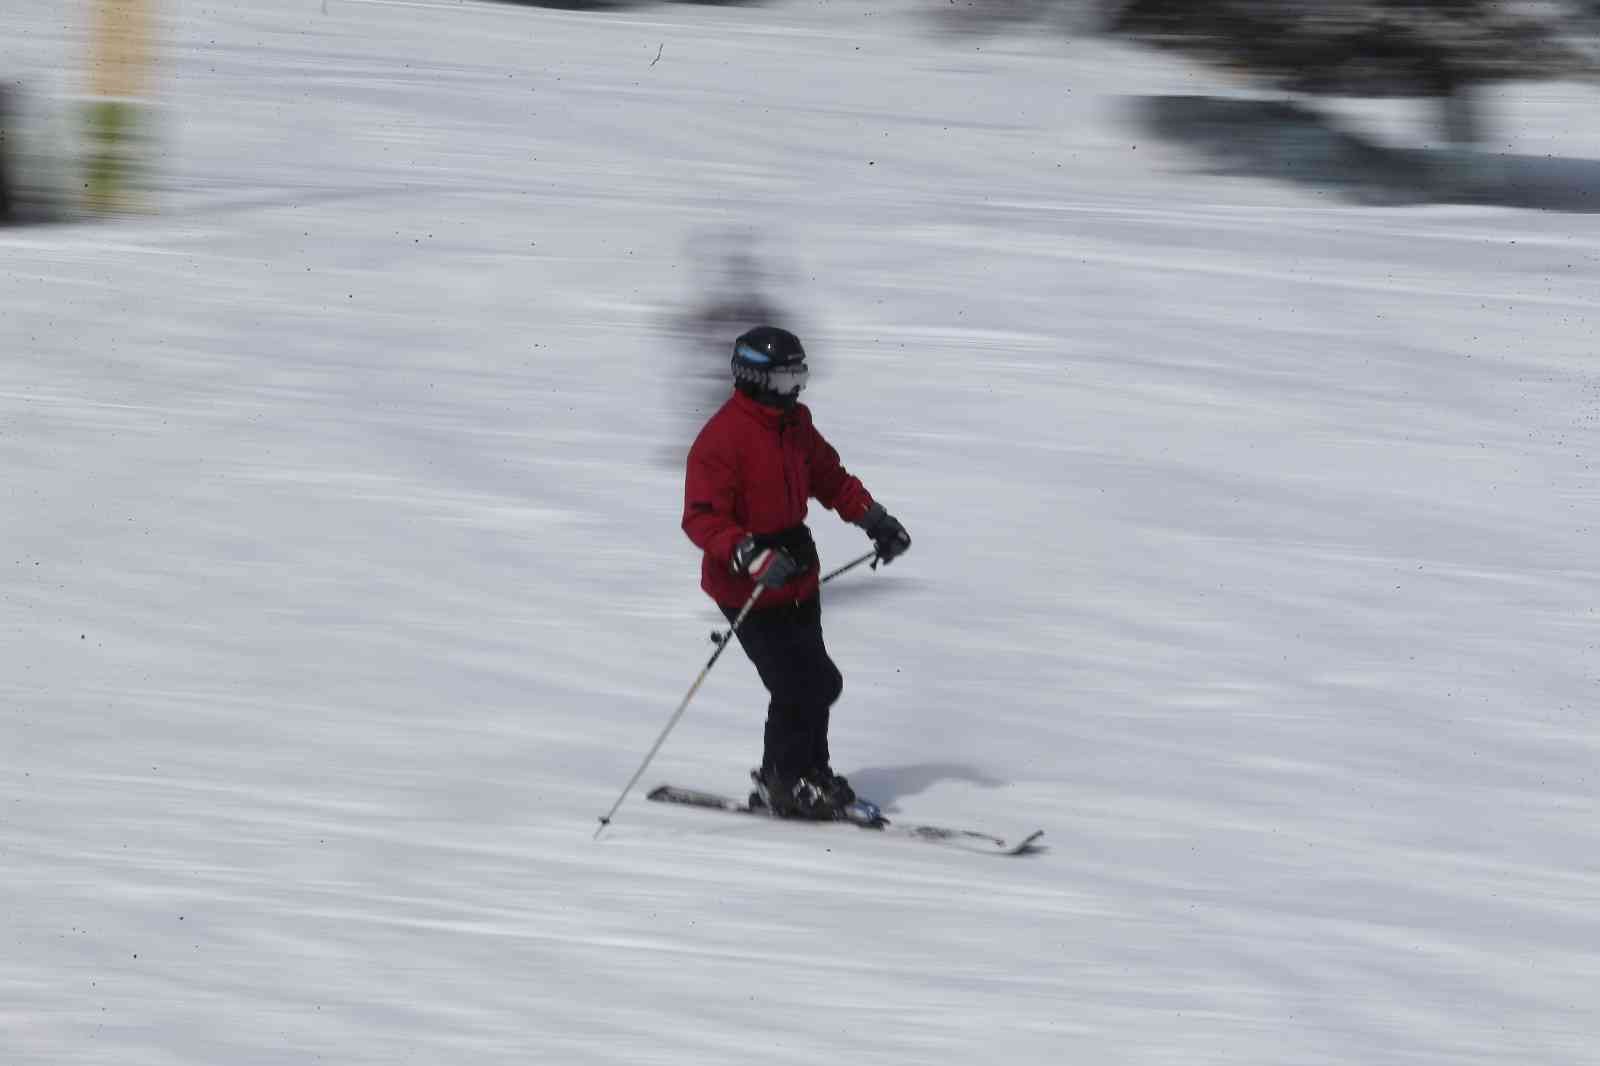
[683,391,875,608]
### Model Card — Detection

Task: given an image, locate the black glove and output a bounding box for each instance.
[731,535,802,589]
[858,502,911,564]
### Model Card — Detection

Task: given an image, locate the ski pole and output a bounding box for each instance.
[820,549,879,585]
[594,582,765,839]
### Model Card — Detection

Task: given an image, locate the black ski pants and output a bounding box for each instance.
[721,596,843,780]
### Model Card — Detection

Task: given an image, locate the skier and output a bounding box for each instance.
[682,325,912,819]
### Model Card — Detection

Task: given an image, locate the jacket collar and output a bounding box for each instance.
[731,389,803,429]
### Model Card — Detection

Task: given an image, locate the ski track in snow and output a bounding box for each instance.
[4,0,1598,1063]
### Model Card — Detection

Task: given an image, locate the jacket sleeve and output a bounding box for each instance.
[807,420,874,523]
[683,430,746,568]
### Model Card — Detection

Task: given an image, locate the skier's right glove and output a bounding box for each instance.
[731,535,801,589]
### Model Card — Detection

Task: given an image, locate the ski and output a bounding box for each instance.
[646,784,1044,856]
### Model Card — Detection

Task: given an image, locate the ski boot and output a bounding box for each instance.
[748,767,838,820]
[811,765,856,808]
[813,766,886,825]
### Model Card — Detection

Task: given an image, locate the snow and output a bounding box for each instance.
[4,0,1598,1063]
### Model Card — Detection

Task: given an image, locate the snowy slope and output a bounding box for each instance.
[4,1,1599,1063]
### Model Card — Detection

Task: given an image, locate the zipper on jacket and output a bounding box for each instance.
[778,419,794,512]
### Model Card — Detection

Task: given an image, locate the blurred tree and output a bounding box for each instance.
[1107,0,1600,146]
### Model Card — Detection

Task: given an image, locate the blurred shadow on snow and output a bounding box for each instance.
[847,763,1009,812]
[1133,94,1600,212]
[488,0,765,10]
[923,0,1096,40]
[655,228,812,468]
[0,84,13,223]
[820,574,928,609]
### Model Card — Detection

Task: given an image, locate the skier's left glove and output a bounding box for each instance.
[857,503,911,564]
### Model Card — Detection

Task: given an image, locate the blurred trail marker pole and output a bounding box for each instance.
[593,550,880,838]
[87,0,156,214]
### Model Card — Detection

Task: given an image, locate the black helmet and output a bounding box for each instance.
[732,325,808,408]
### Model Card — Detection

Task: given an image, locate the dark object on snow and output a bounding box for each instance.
[1136,93,1600,210]
[1138,93,1437,202]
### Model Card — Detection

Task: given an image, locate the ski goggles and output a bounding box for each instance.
[763,362,809,396]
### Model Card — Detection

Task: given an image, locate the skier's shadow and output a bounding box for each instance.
[846,762,1007,814]
[819,576,928,607]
